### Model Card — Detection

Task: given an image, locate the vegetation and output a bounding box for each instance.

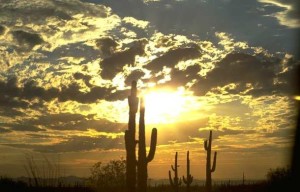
[204,130,217,192]
[89,158,126,190]
[0,81,295,192]
[125,80,158,192]
[266,167,293,191]
[182,151,193,192]
[169,152,181,192]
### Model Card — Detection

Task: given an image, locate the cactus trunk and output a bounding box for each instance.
[169,152,181,192]
[137,98,157,192]
[125,81,158,192]
[204,130,217,192]
[125,81,138,192]
[183,151,193,192]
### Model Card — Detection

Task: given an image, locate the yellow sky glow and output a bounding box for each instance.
[143,88,201,124]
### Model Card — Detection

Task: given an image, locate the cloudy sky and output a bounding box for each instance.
[0,0,299,180]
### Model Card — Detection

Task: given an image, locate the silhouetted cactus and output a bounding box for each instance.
[137,98,157,192]
[204,130,217,192]
[183,151,193,192]
[125,81,158,192]
[125,81,138,192]
[169,152,181,192]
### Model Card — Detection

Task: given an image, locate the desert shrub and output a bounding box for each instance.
[266,167,292,191]
[89,158,126,189]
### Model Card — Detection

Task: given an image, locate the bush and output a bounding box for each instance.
[266,167,292,191]
[89,158,126,189]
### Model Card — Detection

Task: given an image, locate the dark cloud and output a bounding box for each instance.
[73,72,92,87]
[12,30,44,49]
[4,135,124,153]
[191,52,281,96]
[0,77,130,108]
[164,64,201,88]
[95,37,118,56]
[145,47,201,74]
[58,83,108,103]
[0,25,5,35]
[38,42,101,66]
[263,128,294,140]
[0,127,12,134]
[0,0,109,25]
[0,107,25,117]
[105,89,130,102]
[124,70,145,86]
[21,112,126,132]
[100,39,146,79]
[2,122,44,132]
[0,77,29,108]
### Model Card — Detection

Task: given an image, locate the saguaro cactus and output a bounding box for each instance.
[137,98,157,192]
[125,81,158,192]
[125,81,139,192]
[183,151,193,192]
[204,130,217,192]
[169,152,181,192]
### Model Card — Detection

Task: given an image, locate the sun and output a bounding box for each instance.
[143,88,187,124]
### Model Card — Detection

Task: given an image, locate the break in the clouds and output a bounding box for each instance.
[0,0,299,179]
[258,0,300,28]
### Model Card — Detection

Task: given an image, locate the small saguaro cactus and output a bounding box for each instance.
[204,130,217,192]
[183,151,193,192]
[169,152,181,192]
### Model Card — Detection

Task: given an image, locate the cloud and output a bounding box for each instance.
[96,0,299,55]
[145,47,201,74]
[0,77,132,108]
[16,112,126,132]
[190,52,298,96]
[11,30,44,50]
[100,39,147,79]
[2,122,44,132]
[124,70,145,86]
[0,25,5,35]
[95,37,119,56]
[0,127,12,134]
[258,0,300,28]
[4,135,124,153]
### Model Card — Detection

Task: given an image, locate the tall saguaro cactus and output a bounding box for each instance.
[125,81,158,192]
[125,81,139,192]
[183,151,193,192]
[137,98,157,192]
[169,152,181,192]
[204,130,217,192]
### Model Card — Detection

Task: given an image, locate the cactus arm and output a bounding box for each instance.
[171,165,175,171]
[211,151,217,172]
[146,128,157,162]
[183,176,187,184]
[204,140,208,150]
[169,170,174,186]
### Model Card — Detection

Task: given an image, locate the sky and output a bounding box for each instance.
[0,0,299,180]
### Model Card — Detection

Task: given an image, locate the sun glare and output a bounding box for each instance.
[143,89,186,124]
